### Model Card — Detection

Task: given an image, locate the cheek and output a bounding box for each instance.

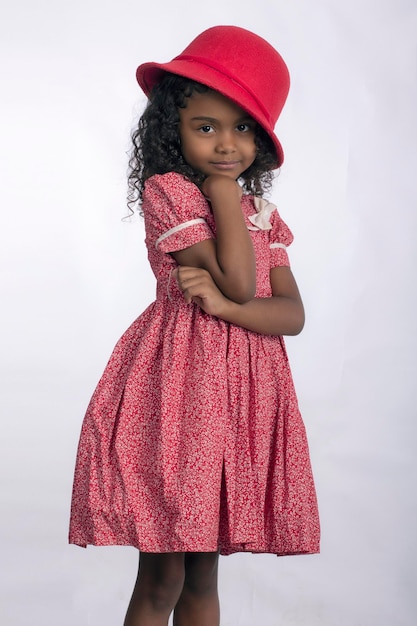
[180,139,205,169]
[249,141,257,160]
[181,143,197,163]
[184,139,207,161]
[179,134,192,158]
[247,135,257,153]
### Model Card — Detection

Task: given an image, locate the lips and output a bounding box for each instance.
[211,160,240,169]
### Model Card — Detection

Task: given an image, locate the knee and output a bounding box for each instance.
[147,579,183,612]
[139,553,185,611]
[183,552,219,596]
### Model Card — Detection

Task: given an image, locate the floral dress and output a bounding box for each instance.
[69,172,320,556]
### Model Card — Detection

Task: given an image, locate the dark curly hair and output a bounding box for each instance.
[127,73,277,212]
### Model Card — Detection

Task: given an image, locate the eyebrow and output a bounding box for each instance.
[190,115,254,123]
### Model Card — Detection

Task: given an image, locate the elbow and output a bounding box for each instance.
[288,307,305,336]
[276,299,305,336]
[219,273,256,304]
[233,289,256,305]
[290,320,305,336]
[227,283,256,304]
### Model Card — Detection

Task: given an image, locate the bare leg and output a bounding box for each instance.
[124,552,185,626]
[173,552,220,626]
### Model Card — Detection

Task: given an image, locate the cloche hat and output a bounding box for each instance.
[136,25,290,167]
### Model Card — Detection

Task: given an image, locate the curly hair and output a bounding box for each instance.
[127,73,277,212]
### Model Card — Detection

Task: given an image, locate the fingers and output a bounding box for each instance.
[174,266,212,303]
[201,175,243,201]
[173,266,226,316]
[174,266,209,286]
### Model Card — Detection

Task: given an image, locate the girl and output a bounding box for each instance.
[70,25,320,626]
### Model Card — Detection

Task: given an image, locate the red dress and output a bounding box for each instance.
[69,172,320,556]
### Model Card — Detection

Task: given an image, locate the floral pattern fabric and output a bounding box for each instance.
[69,172,320,556]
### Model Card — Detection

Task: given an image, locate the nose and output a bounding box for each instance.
[215,131,236,154]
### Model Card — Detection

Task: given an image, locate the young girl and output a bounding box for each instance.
[70,25,320,625]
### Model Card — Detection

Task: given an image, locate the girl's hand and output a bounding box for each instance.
[174,265,305,336]
[201,174,243,202]
[173,266,228,317]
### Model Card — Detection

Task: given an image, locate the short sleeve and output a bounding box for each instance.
[143,172,214,253]
[268,208,294,269]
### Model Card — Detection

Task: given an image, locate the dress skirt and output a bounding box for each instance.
[69,172,320,556]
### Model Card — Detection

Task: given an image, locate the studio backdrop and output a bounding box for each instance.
[1,0,416,624]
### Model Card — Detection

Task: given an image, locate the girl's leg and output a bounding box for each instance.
[124,552,185,626]
[173,551,220,626]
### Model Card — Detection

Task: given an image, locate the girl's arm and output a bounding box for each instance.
[171,175,256,304]
[174,264,305,337]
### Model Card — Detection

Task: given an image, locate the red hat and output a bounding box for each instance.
[136,25,290,167]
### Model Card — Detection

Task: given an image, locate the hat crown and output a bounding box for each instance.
[174,26,290,127]
[136,25,290,166]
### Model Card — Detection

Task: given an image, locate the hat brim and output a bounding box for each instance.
[136,60,284,168]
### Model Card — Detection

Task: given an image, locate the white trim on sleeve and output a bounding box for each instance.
[269,242,287,250]
[155,218,207,249]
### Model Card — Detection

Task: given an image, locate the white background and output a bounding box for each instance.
[1,1,416,624]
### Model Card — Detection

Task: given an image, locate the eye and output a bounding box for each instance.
[236,123,253,132]
[199,125,214,134]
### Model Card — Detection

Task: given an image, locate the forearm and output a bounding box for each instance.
[174,265,304,335]
[215,295,305,336]
[210,198,256,301]
[204,176,256,302]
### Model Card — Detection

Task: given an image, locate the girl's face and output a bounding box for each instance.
[178,89,257,180]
